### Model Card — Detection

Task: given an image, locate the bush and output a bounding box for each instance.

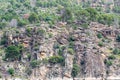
[8,68,14,76]
[97,33,103,39]
[0,22,7,29]
[49,56,64,64]
[104,59,112,67]
[113,48,120,54]
[68,36,75,42]
[5,45,21,61]
[98,42,104,47]
[108,55,116,60]
[28,13,38,23]
[17,19,27,27]
[30,60,40,68]
[71,64,80,78]
[113,6,120,13]
[26,27,32,37]
[116,35,120,42]
[37,29,45,37]
[68,48,74,55]
[58,46,66,56]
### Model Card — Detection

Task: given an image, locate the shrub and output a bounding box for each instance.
[58,46,66,56]
[116,35,120,42]
[68,36,75,42]
[68,48,74,55]
[97,33,102,39]
[0,22,7,29]
[17,19,27,27]
[30,60,40,68]
[5,45,21,61]
[37,29,45,37]
[69,42,74,48]
[26,27,32,37]
[49,56,64,64]
[108,55,116,60]
[98,42,104,47]
[28,13,38,23]
[71,64,80,78]
[104,59,112,67]
[113,48,120,54]
[8,68,14,76]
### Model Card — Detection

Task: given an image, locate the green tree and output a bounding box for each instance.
[5,45,21,61]
[85,7,98,21]
[71,64,80,78]
[97,14,114,26]
[113,48,120,54]
[30,60,40,68]
[28,13,38,23]
[116,35,120,42]
[97,33,103,39]
[8,68,14,76]
[68,48,74,55]
[49,56,64,64]
[60,7,74,23]
[17,19,27,27]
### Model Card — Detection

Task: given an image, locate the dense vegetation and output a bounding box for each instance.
[0,0,120,79]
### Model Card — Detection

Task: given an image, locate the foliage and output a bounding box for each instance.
[85,7,98,21]
[113,48,120,54]
[104,59,112,67]
[8,68,14,76]
[0,35,7,45]
[113,6,120,13]
[116,35,120,42]
[68,48,74,55]
[17,19,27,27]
[49,56,64,64]
[58,46,66,56]
[60,7,74,23]
[30,60,40,68]
[97,13,114,26]
[5,45,22,61]
[28,13,38,23]
[97,33,103,39]
[0,22,7,29]
[37,29,45,37]
[26,27,32,37]
[71,64,80,77]
[98,42,104,47]
[108,55,116,60]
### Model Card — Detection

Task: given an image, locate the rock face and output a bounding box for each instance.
[1,21,120,80]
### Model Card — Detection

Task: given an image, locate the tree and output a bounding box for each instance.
[71,64,80,78]
[5,45,21,61]
[28,13,38,23]
[8,68,14,76]
[60,7,74,23]
[85,7,98,21]
[49,56,64,64]
[68,48,74,55]
[17,19,27,27]
[97,33,103,39]
[97,14,114,26]
[116,35,120,42]
[113,6,120,13]
[113,48,120,54]
[30,60,40,68]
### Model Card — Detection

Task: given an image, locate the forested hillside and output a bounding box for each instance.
[0,0,120,80]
